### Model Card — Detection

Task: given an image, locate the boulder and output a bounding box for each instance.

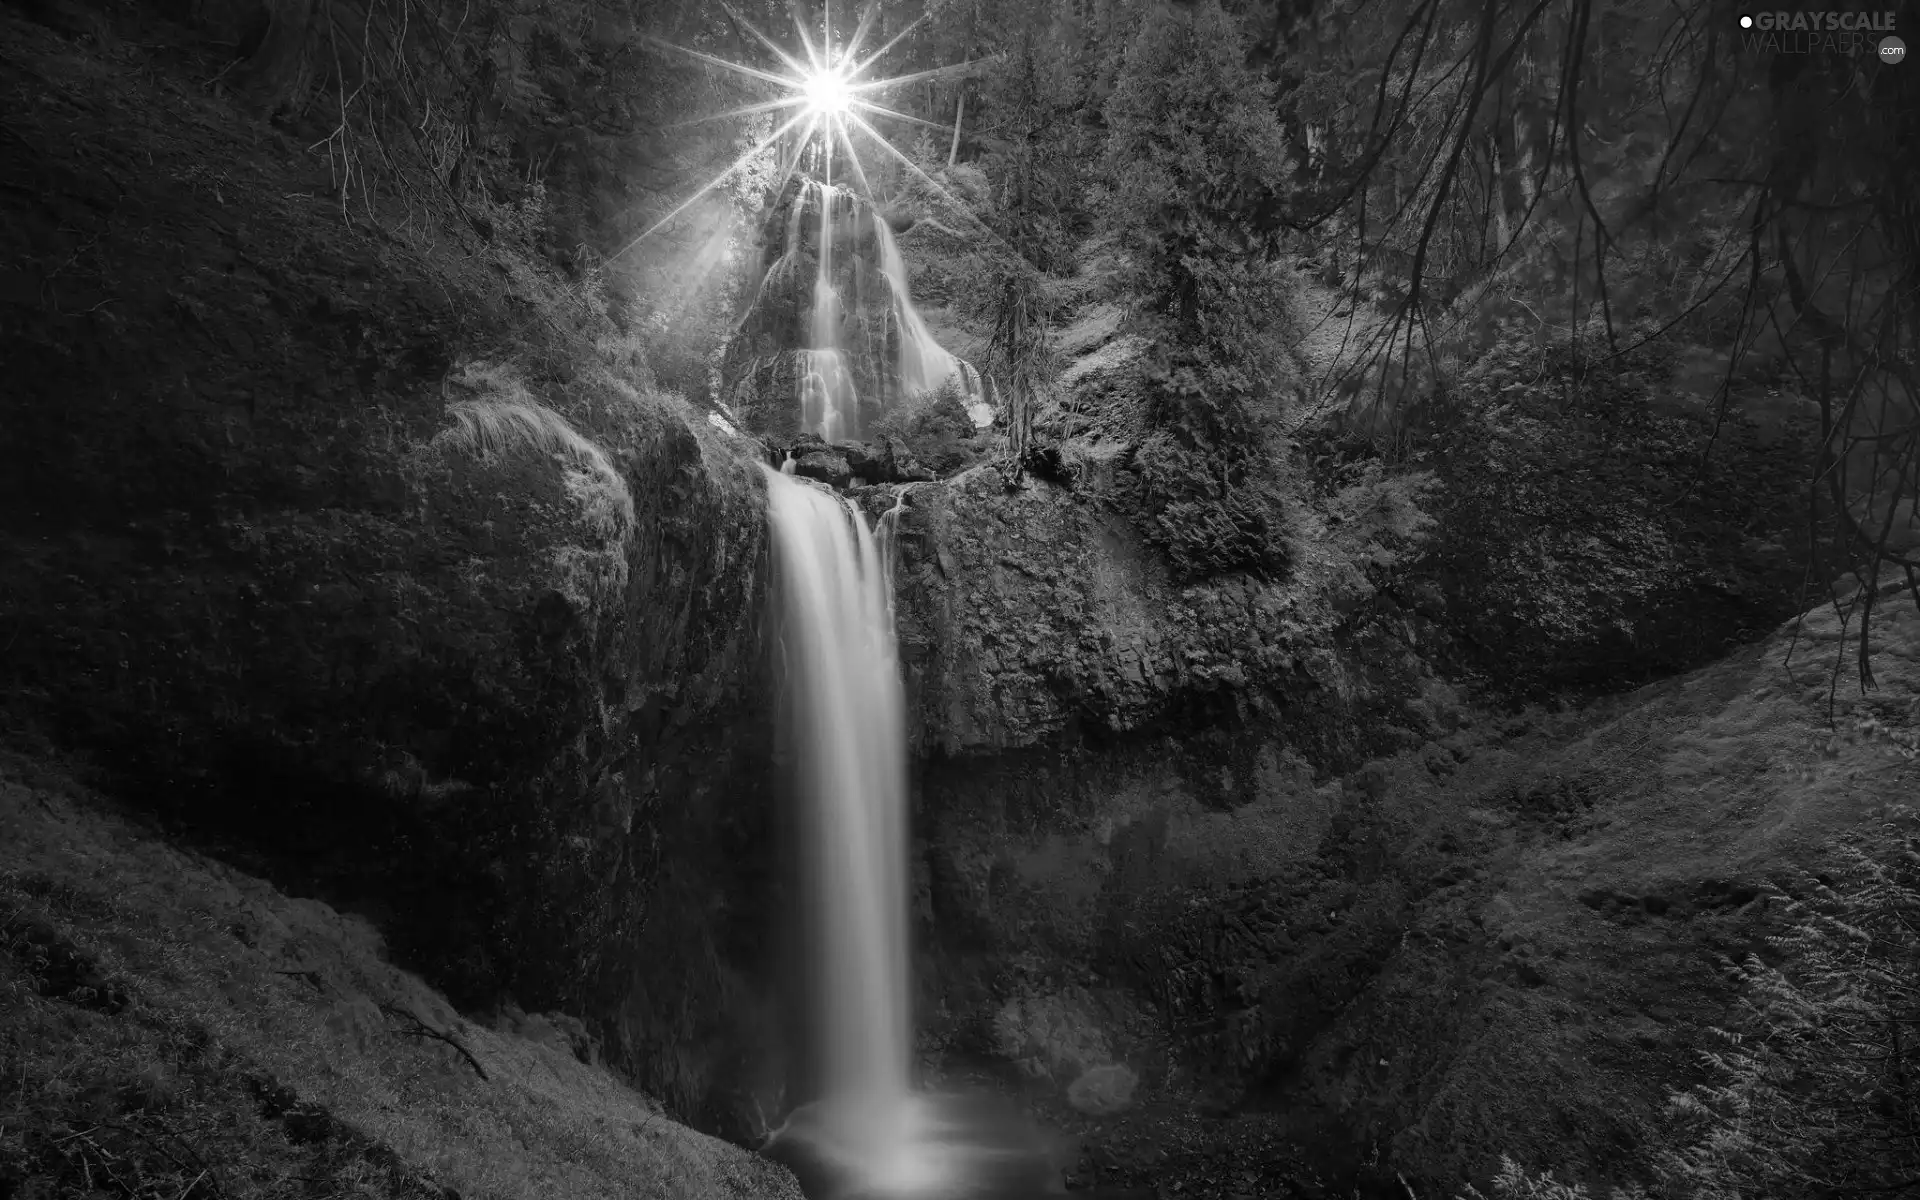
[792,450,853,488]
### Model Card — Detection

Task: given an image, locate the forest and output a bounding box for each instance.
[0,0,1916,1197]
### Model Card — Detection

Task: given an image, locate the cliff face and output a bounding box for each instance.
[0,6,779,1130]
[889,467,1423,759]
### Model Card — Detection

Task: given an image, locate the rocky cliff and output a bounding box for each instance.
[0,3,780,1134]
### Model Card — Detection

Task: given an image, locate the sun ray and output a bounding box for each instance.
[649,37,798,89]
[840,0,880,69]
[791,8,824,72]
[713,0,812,78]
[848,99,950,135]
[606,108,812,263]
[845,109,1020,256]
[848,10,931,78]
[850,59,993,95]
[771,115,819,203]
[664,95,809,130]
[628,3,1017,279]
[833,120,875,201]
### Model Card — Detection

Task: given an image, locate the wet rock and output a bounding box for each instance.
[793,450,853,488]
[840,437,937,484]
[0,43,779,1133]
[842,439,891,480]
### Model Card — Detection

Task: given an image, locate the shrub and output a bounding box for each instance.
[1119,342,1290,585]
[1459,1157,1648,1200]
[869,376,981,476]
[1658,809,1920,1200]
[1407,331,1808,695]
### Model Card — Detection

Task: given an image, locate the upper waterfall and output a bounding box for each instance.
[720,179,990,445]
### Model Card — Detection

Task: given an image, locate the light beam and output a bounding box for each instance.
[632,2,984,253]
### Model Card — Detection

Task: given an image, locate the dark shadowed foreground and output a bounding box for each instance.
[0,751,804,1200]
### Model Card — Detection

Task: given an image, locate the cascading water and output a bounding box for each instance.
[763,462,912,1131]
[732,175,992,443]
[762,466,1066,1200]
[807,179,859,443]
[872,219,993,430]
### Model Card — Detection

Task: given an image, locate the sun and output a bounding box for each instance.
[803,67,853,117]
[612,2,993,262]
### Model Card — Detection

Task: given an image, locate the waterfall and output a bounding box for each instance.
[762,464,914,1178]
[807,181,858,443]
[751,177,991,443]
[872,219,994,430]
[761,468,1065,1200]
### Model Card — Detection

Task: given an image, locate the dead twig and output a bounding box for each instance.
[272,968,326,992]
[378,1003,487,1080]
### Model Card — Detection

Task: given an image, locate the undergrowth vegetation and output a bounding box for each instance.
[0,762,798,1200]
[1468,809,1920,1200]
[868,376,983,476]
[1659,809,1920,1199]
[432,385,636,540]
[1388,328,1812,695]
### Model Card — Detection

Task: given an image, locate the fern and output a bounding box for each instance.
[1658,808,1920,1200]
[1458,1155,1650,1200]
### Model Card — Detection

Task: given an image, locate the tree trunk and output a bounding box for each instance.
[947,88,966,167]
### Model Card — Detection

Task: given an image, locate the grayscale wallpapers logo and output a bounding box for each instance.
[1736,10,1904,58]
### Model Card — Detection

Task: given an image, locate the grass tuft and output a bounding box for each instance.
[431,368,635,540]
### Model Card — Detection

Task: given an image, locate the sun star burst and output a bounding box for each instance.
[610,2,994,262]
[802,67,854,117]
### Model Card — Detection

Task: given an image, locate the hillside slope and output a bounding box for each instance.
[0,750,803,1200]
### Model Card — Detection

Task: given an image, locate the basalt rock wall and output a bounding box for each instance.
[868,457,1454,1098]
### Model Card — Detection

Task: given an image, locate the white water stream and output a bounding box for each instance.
[762,464,915,1180]
[776,179,992,441]
[761,466,1062,1199]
